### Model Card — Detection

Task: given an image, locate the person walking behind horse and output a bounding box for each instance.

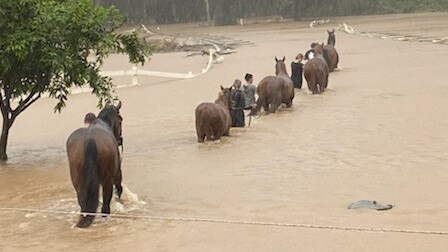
[291,54,304,89]
[84,113,96,127]
[230,79,245,127]
[243,73,257,109]
[304,42,318,60]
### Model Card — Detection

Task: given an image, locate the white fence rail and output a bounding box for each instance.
[70,49,215,95]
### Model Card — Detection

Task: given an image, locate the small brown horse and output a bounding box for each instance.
[195,86,232,142]
[66,101,123,228]
[249,57,294,115]
[304,43,329,94]
[324,29,339,72]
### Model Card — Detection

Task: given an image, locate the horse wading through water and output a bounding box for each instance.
[324,29,339,72]
[249,57,294,115]
[304,43,329,94]
[195,86,232,142]
[66,102,123,228]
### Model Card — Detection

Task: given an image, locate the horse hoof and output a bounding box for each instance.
[115,186,123,198]
[76,215,95,228]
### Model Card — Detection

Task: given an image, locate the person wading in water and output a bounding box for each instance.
[230,79,246,127]
[84,113,96,127]
[304,42,318,60]
[243,73,257,109]
[291,54,304,89]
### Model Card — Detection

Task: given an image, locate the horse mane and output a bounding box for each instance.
[276,60,288,75]
[327,30,336,46]
[215,88,232,110]
[313,43,324,55]
[97,106,117,128]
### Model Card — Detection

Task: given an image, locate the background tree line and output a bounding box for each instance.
[93,0,448,25]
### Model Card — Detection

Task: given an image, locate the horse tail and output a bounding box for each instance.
[76,138,100,228]
[323,49,329,66]
[335,51,339,68]
[248,97,263,116]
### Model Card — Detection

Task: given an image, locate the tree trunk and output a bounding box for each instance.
[204,0,212,25]
[0,117,11,161]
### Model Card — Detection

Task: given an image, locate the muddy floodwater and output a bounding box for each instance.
[1,12,448,251]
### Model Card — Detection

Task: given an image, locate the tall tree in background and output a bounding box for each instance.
[0,0,149,160]
[211,0,239,25]
[205,0,212,25]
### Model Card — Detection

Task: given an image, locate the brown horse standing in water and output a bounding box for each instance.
[324,29,339,72]
[304,43,329,94]
[195,86,232,142]
[66,102,123,228]
[249,57,294,115]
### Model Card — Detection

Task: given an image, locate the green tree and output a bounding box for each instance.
[0,0,149,161]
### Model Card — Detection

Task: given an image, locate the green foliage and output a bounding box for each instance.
[0,0,150,113]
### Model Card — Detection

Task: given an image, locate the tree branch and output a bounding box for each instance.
[12,92,41,118]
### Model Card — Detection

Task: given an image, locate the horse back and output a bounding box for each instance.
[305,57,329,76]
[324,45,339,71]
[195,102,231,134]
[259,75,292,93]
[67,126,120,188]
[67,128,89,190]
[304,57,329,93]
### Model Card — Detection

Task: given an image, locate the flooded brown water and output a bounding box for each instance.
[1,12,448,251]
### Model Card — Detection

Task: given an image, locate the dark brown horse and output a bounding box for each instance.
[66,101,123,228]
[324,29,339,72]
[304,43,329,94]
[249,57,294,115]
[195,86,232,142]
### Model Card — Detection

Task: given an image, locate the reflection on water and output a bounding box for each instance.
[3,146,66,167]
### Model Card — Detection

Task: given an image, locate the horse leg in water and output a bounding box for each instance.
[214,132,222,141]
[268,96,282,113]
[305,74,317,95]
[101,181,113,215]
[262,98,270,112]
[269,103,281,113]
[197,128,206,143]
[285,96,293,108]
[315,84,320,94]
[318,74,328,92]
[114,165,123,198]
[197,134,205,143]
[205,129,213,141]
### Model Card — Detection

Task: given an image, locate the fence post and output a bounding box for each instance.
[131,65,138,86]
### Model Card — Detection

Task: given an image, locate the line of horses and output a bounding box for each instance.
[195,30,340,143]
[65,30,339,228]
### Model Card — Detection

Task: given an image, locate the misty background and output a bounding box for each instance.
[93,0,448,25]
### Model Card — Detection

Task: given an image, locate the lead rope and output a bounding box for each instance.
[0,207,447,236]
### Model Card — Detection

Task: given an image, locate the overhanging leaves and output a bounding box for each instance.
[0,0,150,113]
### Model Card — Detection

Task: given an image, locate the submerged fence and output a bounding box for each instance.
[70,49,216,95]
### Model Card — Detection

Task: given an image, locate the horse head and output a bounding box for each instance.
[313,43,325,55]
[216,85,233,110]
[275,56,287,75]
[327,29,336,46]
[98,101,123,145]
